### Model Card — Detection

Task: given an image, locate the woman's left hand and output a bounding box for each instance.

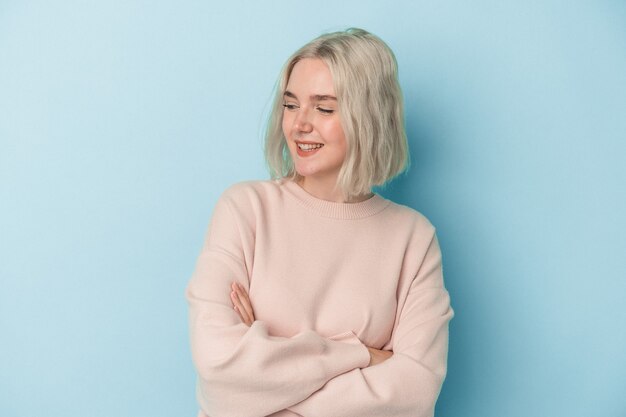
[230,282,255,326]
[231,282,392,367]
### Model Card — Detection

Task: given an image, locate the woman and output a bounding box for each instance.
[186,28,453,417]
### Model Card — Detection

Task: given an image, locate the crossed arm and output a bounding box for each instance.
[230,282,394,368]
[227,234,452,417]
[188,191,452,416]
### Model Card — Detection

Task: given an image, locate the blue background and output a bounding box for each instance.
[1,1,625,416]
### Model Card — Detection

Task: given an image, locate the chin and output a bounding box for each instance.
[294,166,314,177]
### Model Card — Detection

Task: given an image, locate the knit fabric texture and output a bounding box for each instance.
[186,178,454,417]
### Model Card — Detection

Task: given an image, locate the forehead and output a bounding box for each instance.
[286,58,335,95]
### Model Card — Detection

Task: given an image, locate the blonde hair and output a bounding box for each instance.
[264,28,410,199]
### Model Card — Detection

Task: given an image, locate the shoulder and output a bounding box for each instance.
[380,201,442,271]
[382,199,437,239]
[217,179,283,211]
[220,178,282,198]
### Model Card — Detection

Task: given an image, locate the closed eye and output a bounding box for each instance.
[316,107,334,114]
[282,103,299,111]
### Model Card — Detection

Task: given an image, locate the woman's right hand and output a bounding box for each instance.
[230,281,393,367]
[366,346,393,367]
[231,282,255,327]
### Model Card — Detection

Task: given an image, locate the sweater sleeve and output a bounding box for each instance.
[287,232,454,417]
[185,190,371,417]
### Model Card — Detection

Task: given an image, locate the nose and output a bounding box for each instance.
[293,107,313,133]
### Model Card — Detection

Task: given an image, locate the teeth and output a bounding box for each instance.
[298,143,323,151]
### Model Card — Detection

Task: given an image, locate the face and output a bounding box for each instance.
[282,58,347,185]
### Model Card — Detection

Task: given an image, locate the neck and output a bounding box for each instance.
[296,176,373,203]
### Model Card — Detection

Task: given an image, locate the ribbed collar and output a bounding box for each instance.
[279,178,390,219]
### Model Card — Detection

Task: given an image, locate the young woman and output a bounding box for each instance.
[186,28,453,417]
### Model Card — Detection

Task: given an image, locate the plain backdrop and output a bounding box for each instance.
[1,1,625,416]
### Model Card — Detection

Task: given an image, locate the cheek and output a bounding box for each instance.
[329,120,346,145]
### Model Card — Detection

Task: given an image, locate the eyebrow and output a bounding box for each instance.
[283,90,337,101]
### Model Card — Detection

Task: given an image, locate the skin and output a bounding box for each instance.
[282,58,373,203]
[230,283,392,367]
[230,58,392,367]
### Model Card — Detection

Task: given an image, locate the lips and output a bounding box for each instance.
[295,141,324,157]
[296,140,323,145]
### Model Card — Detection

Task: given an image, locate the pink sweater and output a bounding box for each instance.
[186,178,453,417]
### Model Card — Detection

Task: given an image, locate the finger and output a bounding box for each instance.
[233,305,245,323]
[230,291,247,323]
[231,282,255,325]
[235,284,255,322]
[234,288,253,325]
[230,283,248,320]
[235,283,251,307]
[230,290,254,326]
[233,283,251,312]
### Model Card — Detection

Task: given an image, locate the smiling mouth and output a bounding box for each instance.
[297,143,324,151]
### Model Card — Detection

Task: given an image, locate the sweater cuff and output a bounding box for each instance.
[328,331,370,368]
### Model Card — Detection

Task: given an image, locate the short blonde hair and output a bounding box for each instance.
[264,28,410,199]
